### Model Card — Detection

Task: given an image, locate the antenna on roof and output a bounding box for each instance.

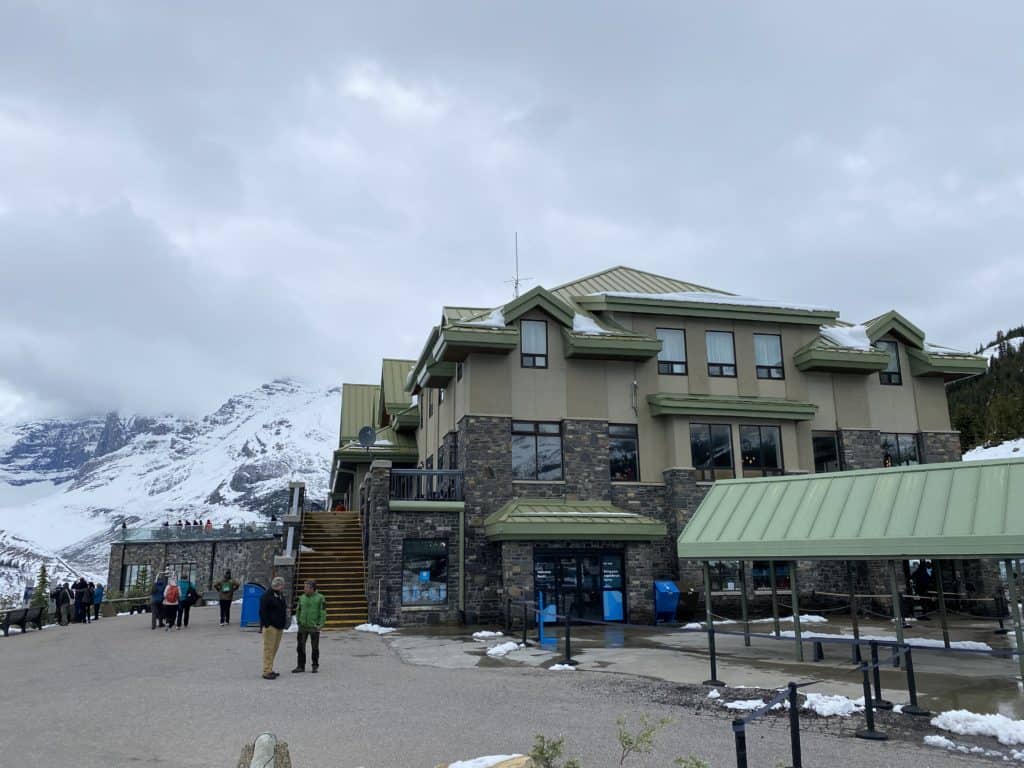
[504,231,532,298]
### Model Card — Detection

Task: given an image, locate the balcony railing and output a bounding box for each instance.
[390,469,464,502]
[120,522,281,543]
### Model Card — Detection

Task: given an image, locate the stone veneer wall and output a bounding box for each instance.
[561,419,611,500]
[920,431,962,464]
[838,429,884,470]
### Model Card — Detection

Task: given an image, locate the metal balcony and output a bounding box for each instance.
[390,469,464,502]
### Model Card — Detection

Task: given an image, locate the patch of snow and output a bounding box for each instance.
[924,735,957,749]
[572,314,611,336]
[683,614,827,629]
[549,663,576,671]
[472,630,504,641]
[448,756,523,768]
[981,336,1024,362]
[821,325,873,351]
[925,342,970,355]
[893,704,904,714]
[931,709,1024,746]
[724,699,766,711]
[300,544,314,553]
[803,693,864,718]
[706,689,721,699]
[485,641,524,658]
[592,291,834,313]
[778,629,991,651]
[964,438,1024,462]
[354,623,396,635]
[461,309,506,328]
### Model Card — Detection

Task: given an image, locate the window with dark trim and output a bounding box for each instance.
[881,433,919,466]
[656,328,687,375]
[707,561,741,591]
[512,421,562,480]
[690,423,734,481]
[754,334,785,380]
[520,320,548,368]
[877,340,902,385]
[705,331,737,377]
[739,425,783,477]
[609,424,640,481]
[812,431,843,473]
[752,561,791,590]
[402,539,448,606]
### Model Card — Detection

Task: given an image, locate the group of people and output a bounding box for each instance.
[148,571,201,630]
[49,578,105,626]
[259,577,326,679]
[161,519,214,530]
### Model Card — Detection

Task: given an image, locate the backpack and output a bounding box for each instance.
[164,584,180,603]
[186,586,199,606]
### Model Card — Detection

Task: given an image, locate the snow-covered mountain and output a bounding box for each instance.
[0,379,339,600]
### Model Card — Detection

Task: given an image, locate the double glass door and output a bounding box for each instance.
[534,551,625,622]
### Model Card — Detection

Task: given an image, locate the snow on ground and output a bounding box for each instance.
[923,734,1017,760]
[778,628,992,651]
[706,689,721,699]
[723,699,767,711]
[964,437,1024,462]
[485,641,524,658]
[549,663,576,671]
[802,693,864,718]
[931,709,1024,746]
[447,756,523,768]
[682,615,828,630]
[472,630,504,640]
[355,623,396,635]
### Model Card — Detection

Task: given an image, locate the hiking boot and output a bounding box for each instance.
[262,673,276,680]
[291,666,304,673]
[311,665,318,673]
[270,672,280,678]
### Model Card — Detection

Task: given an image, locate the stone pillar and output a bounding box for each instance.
[363,460,393,624]
[664,467,712,588]
[562,419,611,500]
[626,542,655,624]
[920,431,962,464]
[838,429,883,470]
[501,542,534,628]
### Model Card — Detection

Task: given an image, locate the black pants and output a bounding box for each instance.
[219,600,232,624]
[93,604,100,620]
[297,629,320,669]
[151,601,164,628]
[176,603,191,627]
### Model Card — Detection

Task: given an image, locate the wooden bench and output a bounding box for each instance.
[1,605,44,636]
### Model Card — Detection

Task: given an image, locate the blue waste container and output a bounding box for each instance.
[654,580,681,623]
[239,582,265,628]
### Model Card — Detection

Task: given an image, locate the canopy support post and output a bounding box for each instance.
[703,560,725,686]
[791,560,803,662]
[769,559,781,639]
[889,560,905,668]
[934,560,950,650]
[848,560,861,664]
[1004,558,1024,683]
[740,560,750,647]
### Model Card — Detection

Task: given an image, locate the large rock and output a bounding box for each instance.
[438,758,534,768]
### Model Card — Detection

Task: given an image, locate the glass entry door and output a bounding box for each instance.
[534,551,625,622]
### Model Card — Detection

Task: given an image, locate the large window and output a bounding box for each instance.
[402,539,448,606]
[739,425,783,477]
[521,320,548,368]
[754,334,784,380]
[656,328,687,375]
[165,562,197,585]
[512,421,563,480]
[120,564,152,594]
[707,561,741,591]
[690,423,734,481]
[705,331,737,377]
[877,340,902,385]
[881,433,919,466]
[752,561,791,591]
[812,431,842,473]
[609,424,640,481]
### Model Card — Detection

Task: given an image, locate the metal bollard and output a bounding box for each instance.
[505,597,512,634]
[855,663,888,741]
[563,611,576,665]
[522,602,528,646]
[788,682,803,768]
[901,646,931,716]
[870,642,893,710]
[851,641,862,665]
[704,624,725,687]
[813,641,824,662]
[732,719,748,768]
[995,591,1010,635]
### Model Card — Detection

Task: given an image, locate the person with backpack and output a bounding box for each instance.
[162,578,181,631]
[92,583,104,620]
[175,571,198,629]
[258,577,288,679]
[151,574,167,630]
[213,569,240,626]
[292,580,326,674]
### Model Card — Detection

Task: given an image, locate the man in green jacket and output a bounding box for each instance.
[292,580,326,673]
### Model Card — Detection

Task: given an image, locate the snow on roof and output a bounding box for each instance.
[460,308,506,328]
[571,314,613,336]
[925,342,971,355]
[820,324,873,351]
[591,290,835,313]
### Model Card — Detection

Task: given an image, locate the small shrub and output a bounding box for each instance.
[529,734,581,768]
[616,714,672,766]
[674,757,709,768]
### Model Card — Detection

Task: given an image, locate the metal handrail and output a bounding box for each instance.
[389,469,464,501]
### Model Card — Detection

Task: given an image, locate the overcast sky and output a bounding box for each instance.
[2,2,1022,420]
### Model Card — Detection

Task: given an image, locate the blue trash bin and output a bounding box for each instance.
[654,580,681,623]
[239,582,265,628]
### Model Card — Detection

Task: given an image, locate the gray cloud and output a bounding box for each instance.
[1,1,1022,418]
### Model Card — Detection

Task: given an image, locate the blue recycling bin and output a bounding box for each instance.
[654,580,681,623]
[239,582,265,628]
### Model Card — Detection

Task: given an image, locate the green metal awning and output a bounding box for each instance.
[647,393,818,421]
[677,458,1024,560]
[485,499,668,542]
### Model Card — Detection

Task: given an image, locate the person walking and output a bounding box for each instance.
[259,577,288,679]
[292,580,326,674]
[212,570,240,626]
[92,583,104,620]
[175,571,197,629]
[162,578,181,631]
[82,582,94,624]
[151,574,167,629]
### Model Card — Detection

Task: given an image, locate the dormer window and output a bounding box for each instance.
[521,320,548,368]
[877,340,902,385]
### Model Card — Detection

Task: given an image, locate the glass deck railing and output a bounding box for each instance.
[119,522,282,542]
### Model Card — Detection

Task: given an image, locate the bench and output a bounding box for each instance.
[1,605,44,636]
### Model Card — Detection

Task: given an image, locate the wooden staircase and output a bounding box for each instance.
[294,511,367,629]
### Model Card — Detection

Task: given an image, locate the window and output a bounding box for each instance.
[165,563,197,585]
[690,423,734,481]
[402,539,448,606]
[812,431,842,473]
[120,563,151,594]
[754,334,784,379]
[656,329,687,375]
[521,320,548,368]
[456,362,463,382]
[752,561,791,591]
[609,424,640,481]
[705,331,736,377]
[707,561,741,591]
[739,425,783,477]
[877,340,902,385]
[512,421,563,480]
[881,433,919,467]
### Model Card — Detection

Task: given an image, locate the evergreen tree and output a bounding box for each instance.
[129,565,151,598]
[29,562,51,623]
[949,324,1024,450]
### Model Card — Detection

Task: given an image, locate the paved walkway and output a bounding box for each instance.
[0,607,987,767]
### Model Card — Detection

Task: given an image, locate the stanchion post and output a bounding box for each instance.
[791,561,804,662]
[870,641,893,710]
[563,610,576,666]
[769,560,781,638]
[848,560,862,664]
[505,597,512,634]
[888,560,904,668]
[855,662,887,741]
[732,719,748,768]
[935,561,951,650]
[522,602,528,647]
[901,645,930,717]
[703,561,725,687]
[1004,558,1024,683]
[739,561,750,647]
[788,682,802,768]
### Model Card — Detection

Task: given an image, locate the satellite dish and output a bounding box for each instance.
[358,426,377,449]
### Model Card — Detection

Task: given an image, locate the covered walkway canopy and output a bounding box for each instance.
[485,499,667,541]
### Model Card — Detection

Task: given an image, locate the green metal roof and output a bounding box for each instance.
[485,499,668,541]
[647,393,818,421]
[380,359,415,422]
[864,310,926,349]
[793,336,891,374]
[677,458,1024,560]
[340,384,381,442]
[907,347,988,381]
[551,265,727,302]
[336,423,418,463]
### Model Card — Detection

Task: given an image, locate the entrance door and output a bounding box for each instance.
[532,551,626,623]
